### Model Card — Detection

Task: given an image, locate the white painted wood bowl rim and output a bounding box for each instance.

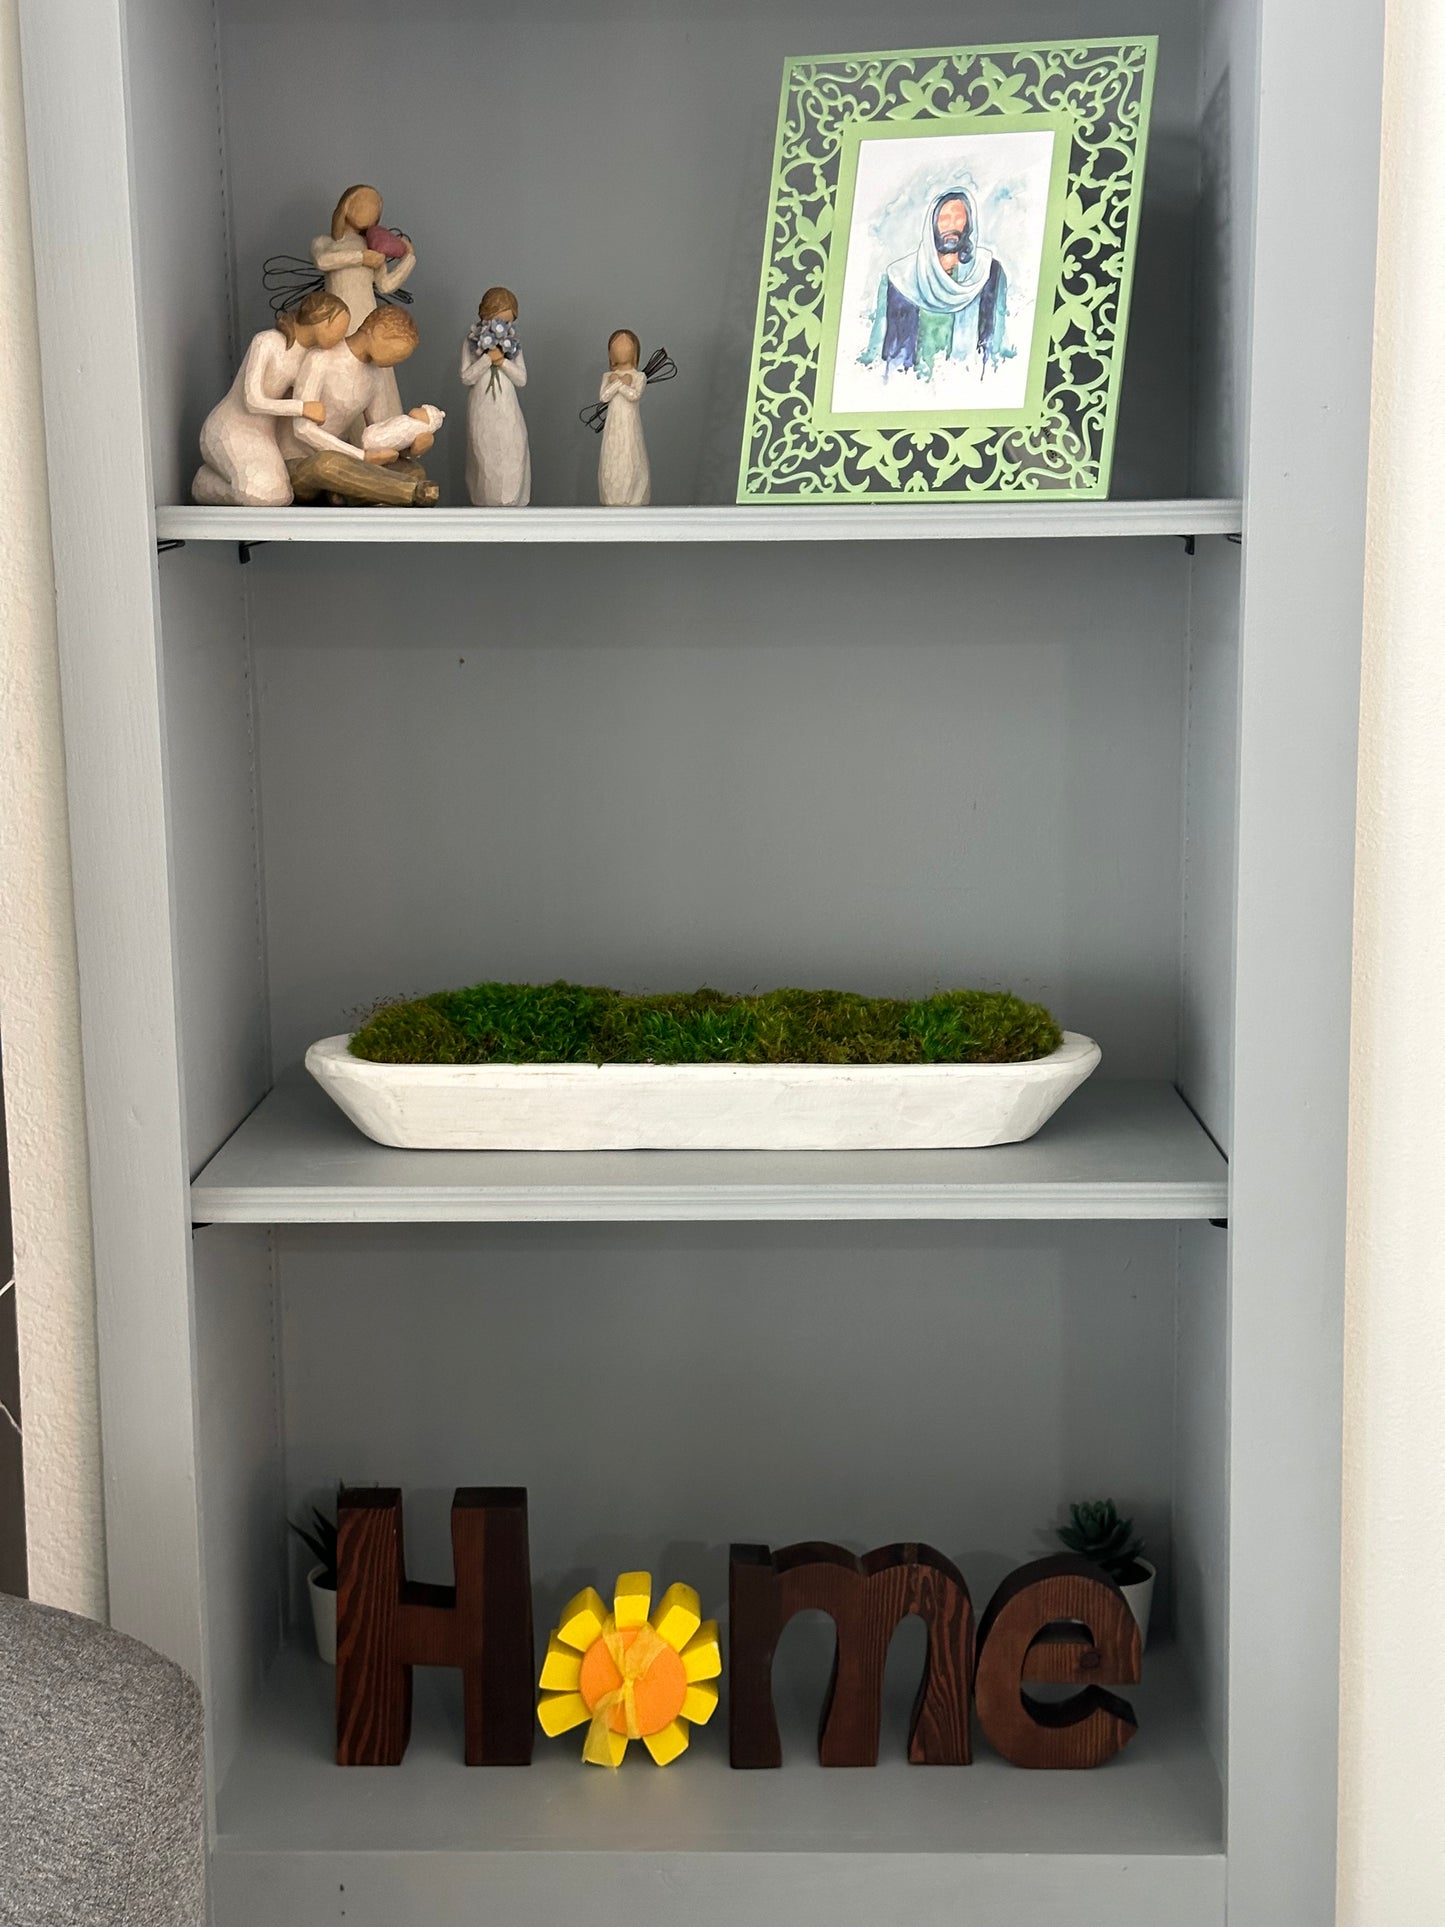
[306,1031,1101,1085]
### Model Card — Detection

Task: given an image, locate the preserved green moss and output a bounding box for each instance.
[349,981,1063,1067]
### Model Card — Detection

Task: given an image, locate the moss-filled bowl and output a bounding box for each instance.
[307,982,1100,1151]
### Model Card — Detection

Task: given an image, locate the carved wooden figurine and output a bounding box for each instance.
[462,287,530,507]
[335,1487,534,1766]
[729,1542,975,1768]
[597,329,651,506]
[313,185,416,417]
[278,307,444,508]
[191,291,351,506]
[974,1555,1141,1769]
[312,183,415,330]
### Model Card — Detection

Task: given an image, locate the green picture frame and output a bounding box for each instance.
[738,39,1157,503]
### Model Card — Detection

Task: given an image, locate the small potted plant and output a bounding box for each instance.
[1056,1500,1155,1648]
[290,1503,338,1665]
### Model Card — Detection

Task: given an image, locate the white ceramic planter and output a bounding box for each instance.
[305,1031,1101,1152]
[307,1565,337,1666]
[1120,1559,1156,1651]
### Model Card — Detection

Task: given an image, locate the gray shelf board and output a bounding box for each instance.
[155,499,1243,547]
[190,1069,1227,1225]
[212,1850,1224,1927]
[213,1639,1223,1921]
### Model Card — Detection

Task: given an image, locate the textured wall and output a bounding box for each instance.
[0,1050,24,1594]
[1338,2,1445,1919]
[0,0,106,1620]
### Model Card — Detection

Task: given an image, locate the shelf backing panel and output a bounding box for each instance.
[195,0,1212,510]
[273,1218,1183,1633]
[247,540,1191,1079]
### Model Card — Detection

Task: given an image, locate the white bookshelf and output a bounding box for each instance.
[20,0,1380,1921]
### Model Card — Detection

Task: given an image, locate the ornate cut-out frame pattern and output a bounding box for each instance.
[738,40,1157,502]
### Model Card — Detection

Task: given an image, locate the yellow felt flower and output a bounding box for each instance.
[537,1571,722,1766]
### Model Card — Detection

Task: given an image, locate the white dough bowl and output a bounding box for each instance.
[305,1031,1102,1152]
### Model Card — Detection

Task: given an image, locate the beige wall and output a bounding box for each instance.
[0,0,106,1620]
[1338,2,1445,1920]
[0,0,1439,1912]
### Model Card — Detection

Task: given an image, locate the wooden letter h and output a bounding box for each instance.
[335,1486,534,1766]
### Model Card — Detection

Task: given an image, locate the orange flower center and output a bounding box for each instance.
[578,1626,687,1736]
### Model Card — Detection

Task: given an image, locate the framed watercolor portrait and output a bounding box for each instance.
[738,40,1156,502]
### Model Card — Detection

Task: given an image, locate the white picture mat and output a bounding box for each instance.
[831,128,1057,416]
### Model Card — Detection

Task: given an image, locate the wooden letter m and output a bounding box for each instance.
[728,1540,975,1767]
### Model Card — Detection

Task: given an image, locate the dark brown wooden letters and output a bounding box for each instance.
[335,1486,534,1767]
[974,1554,1141,1769]
[729,1541,974,1768]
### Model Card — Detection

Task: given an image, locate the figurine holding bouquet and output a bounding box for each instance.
[462,286,530,506]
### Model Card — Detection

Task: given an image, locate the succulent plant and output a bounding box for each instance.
[290,1504,338,1590]
[1057,1500,1147,1583]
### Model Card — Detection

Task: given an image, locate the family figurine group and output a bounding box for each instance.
[192,183,653,511]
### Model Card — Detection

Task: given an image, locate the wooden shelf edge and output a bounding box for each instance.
[188,1073,1228,1228]
[209,1844,1226,1927]
[155,500,1244,547]
[191,1181,1228,1226]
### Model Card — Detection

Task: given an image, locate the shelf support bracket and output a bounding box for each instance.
[156,538,185,556]
[1181,534,1244,554]
[238,540,268,565]
[1210,1217,1229,1231]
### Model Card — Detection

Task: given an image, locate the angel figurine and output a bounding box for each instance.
[461,287,530,507]
[311,184,415,329]
[192,291,351,506]
[312,184,416,416]
[597,330,650,506]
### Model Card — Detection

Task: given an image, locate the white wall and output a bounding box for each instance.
[0,0,106,1620]
[1337,2,1445,1920]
